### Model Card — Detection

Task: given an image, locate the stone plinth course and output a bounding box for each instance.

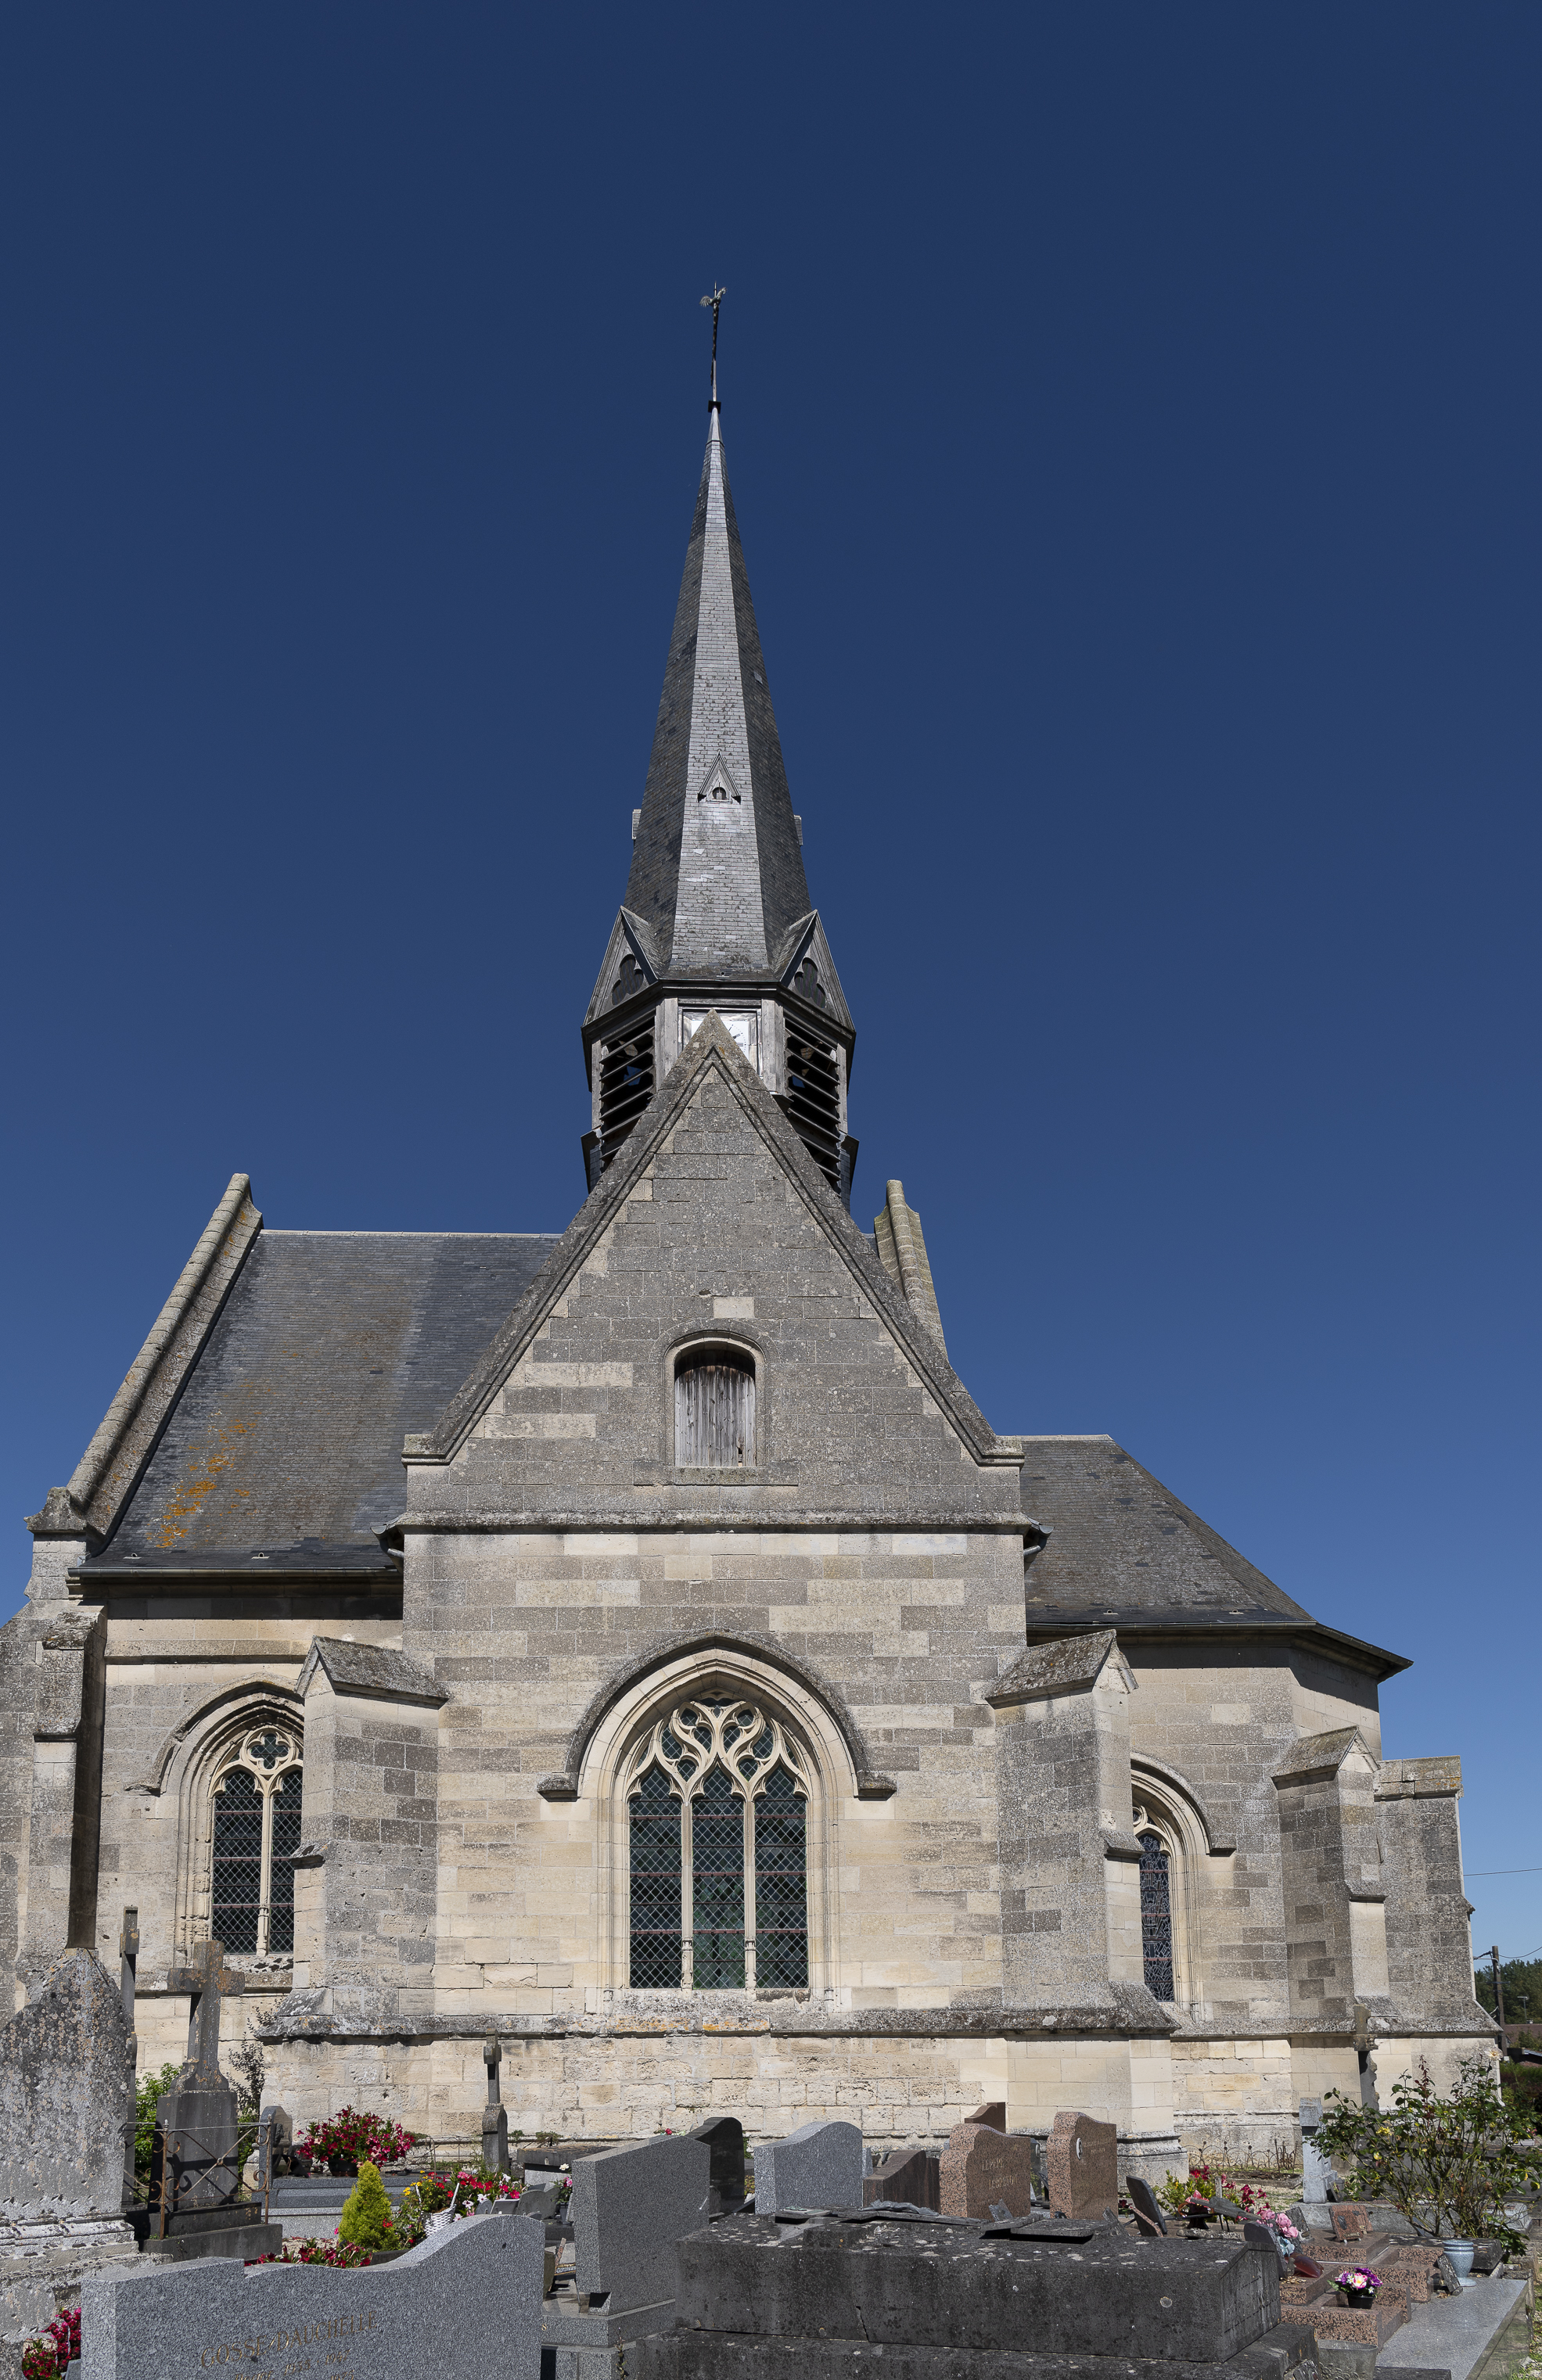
[0,1952,131,2222]
[670,2214,1285,2364]
[81,2207,544,2380]
[752,2122,864,2217]
[939,2125,1037,2220]
[1045,2112,1119,2221]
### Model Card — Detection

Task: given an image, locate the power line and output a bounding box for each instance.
[1466,1866,1542,1876]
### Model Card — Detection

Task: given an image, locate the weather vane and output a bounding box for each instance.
[699,283,727,407]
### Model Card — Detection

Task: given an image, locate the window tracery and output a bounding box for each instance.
[624,1697,809,1991]
[210,1725,304,1956]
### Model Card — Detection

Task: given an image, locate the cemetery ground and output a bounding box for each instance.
[2,1947,1540,2380]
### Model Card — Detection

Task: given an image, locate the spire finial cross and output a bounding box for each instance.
[699,282,727,408]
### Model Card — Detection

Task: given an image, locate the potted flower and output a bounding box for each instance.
[1335,2267,1382,2308]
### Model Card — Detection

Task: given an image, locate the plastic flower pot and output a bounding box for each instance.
[328,2158,358,2177]
[1340,2288,1377,2307]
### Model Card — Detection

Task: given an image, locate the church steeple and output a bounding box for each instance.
[582,357,856,1204]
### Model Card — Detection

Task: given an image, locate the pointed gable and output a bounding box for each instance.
[401,1016,1022,1531]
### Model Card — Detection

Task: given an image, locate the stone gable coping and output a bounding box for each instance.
[1271,1726,1371,1786]
[28,1173,262,1546]
[533,1629,897,1803]
[1375,1755,1461,1800]
[403,1013,1019,1475]
[983,1629,1136,1709]
[296,1638,447,1707]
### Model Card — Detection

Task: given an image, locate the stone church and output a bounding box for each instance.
[0,376,1490,2180]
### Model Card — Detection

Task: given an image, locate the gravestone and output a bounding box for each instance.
[256,2106,293,2198]
[670,2213,1295,2368]
[572,2133,711,2315]
[753,2121,864,2216]
[1127,2174,1169,2235]
[862,2146,940,2211]
[153,1940,244,2215]
[937,2122,1037,2219]
[1300,2097,1335,2202]
[81,2206,543,2380]
[691,2115,746,2217]
[1044,2108,1119,2219]
[0,1949,131,2220]
[481,2034,509,2174]
[965,2100,1006,2131]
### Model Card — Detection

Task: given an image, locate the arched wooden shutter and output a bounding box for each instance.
[675,1350,756,1467]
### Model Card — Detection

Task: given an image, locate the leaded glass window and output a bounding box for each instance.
[624,1697,809,1991]
[210,1727,302,1957]
[1138,1829,1174,2001]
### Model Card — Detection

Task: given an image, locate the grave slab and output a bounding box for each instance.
[1381,2275,1529,2380]
[81,2206,543,2380]
[939,2126,1037,2220]
[673,2213,1283,2362]
[1045,2113,1119,2222]
[635,2318,1318,2380]
[753,2122,864,2217]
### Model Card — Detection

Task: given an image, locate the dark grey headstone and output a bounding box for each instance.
[0,1949,131,2220]
[1127,2176,1168,2235]
[862,2148,939,2212]
[256,2105,292,2194]
[82,2209,544,2380]
[570,2133,711,2317]
[692,2116,747,2217]
[754,2123,864,2217]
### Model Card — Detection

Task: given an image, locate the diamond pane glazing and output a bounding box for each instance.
[1138,1831,1174,2000]
[629,1766,682,1987]
[212,1765,264,1953]
[692,1766,746,1989]
[753,1764,808,1988]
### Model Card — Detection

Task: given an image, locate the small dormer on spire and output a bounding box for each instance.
[581,311,857,1206]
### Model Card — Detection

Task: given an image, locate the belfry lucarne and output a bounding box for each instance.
[1,336,1491,2178]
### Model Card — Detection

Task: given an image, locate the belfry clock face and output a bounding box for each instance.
[681,1007,760,1069]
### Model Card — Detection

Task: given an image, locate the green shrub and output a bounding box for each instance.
[1317,2055,1540,2245]
[337,2160,394,2251]
[133,2062,185,2192]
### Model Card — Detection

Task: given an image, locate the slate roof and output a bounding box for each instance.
[77,1229,559,1578]
[622,404,814,972]
[1014,1434,1410,1678]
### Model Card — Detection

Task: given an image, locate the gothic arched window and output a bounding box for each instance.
[210,1726,303,1955]
[625,1698,808,1991]
[1137,1829,1174,2001]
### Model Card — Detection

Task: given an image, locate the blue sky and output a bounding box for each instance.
[2,5,1537,1968]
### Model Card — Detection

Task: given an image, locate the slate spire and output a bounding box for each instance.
[583,372,856,1206]
[622,403,813,970]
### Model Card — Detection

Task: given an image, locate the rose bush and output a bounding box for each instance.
[21,2307,80,2380]
[296,2107,416,2174]
[1317,2055,1539,2247]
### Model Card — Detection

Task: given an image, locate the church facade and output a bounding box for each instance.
[0,384,1490,2177]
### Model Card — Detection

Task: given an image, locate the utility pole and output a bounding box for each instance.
[1491,1945,1505,2030]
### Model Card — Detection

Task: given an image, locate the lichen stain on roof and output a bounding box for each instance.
[106,1229,560,1560]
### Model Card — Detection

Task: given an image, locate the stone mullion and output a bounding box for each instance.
[255,1768,275,1955]
[742,1790,758,1990]
[680,1788,696,1992]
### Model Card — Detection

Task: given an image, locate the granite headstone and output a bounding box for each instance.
[862,2147,940,2211]
[570,2132,711,2317]
[938,2122,1037,2219]
[82,2206,543,2380]
[1044,2108,1119,2219]
[753,2121,864,2216]
[1128,2174,1169,2235]
[691,2116,746,2218]
[965,2101,1006,2131]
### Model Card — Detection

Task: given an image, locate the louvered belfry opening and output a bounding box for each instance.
[598,1025,655,1164]
[780,1028,843,1191]
[675,1347,757,1468]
